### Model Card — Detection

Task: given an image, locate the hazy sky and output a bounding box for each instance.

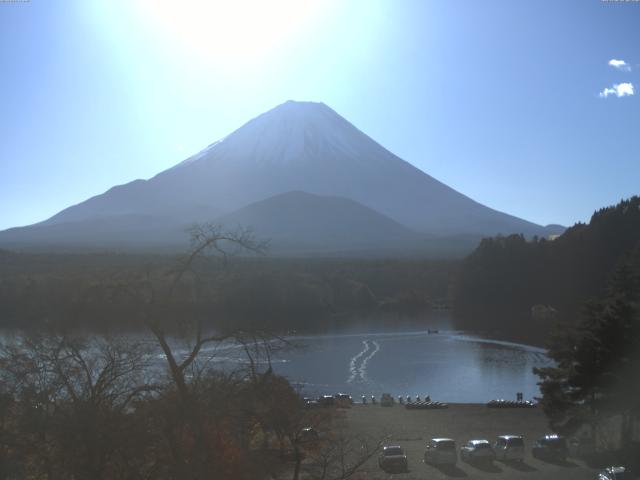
[1,0,639,231]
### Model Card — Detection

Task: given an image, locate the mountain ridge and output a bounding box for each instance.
[0,100,564,254]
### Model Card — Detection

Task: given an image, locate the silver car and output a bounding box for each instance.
[494,435,525,462]
[460,439,495,463]
[424,438,457,465]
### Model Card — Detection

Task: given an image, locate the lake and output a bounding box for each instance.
[202,327,551,403]
[2,321,550,404]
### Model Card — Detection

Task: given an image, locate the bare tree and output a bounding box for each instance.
[0,333,156,479]
[303,431,384,480]
[143,224,267,396]
[102,224,274,478]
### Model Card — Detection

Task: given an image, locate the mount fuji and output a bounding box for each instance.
[0,101,563,255]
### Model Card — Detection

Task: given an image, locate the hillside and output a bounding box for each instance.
[215,191,426,255]
[453,196,640,344]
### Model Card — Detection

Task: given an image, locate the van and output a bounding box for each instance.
[494,435,525,462]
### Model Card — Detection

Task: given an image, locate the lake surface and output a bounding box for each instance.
[204,328,551,403]
[2,321,551,403]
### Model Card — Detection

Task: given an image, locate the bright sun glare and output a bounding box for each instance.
[136,0,327,67]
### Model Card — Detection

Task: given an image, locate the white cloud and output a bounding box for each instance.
[608,59,631,71]
[599,82,634,98]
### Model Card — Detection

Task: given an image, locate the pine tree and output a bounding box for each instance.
[534,263,639,444]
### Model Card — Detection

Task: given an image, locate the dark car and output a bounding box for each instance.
[532,434,568,462]
[424,438,457,465]
[334,393,353,406]
[378,445,408,472]
[318,395,335,406]
[598,466,632,480]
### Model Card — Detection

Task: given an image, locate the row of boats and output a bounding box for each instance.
[307,395,535,410]
[405,401,449,410]
[486,399,537,408]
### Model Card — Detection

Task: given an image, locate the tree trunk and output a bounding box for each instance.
[292,444,302,480]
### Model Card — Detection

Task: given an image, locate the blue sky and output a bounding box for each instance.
[1,0,638,231]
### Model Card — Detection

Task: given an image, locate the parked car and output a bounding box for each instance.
[424,438,457,465]
[532,434,568,461]
[380,393,394,406]
[598,466,632,480]
[319,395,335,406]
[460,439,496,463]
[334,393,352,407]
[378,445,408,472]
[303,397,320,408]
[494,435,525,462]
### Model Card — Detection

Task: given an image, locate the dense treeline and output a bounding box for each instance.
[453,197,640,344]
[535,260,640,462]
[0,251,456,332]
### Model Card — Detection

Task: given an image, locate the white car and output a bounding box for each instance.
[494,435,525,462]
[424,438,457,465]
[460,439,495,463]
[598,466,632,480]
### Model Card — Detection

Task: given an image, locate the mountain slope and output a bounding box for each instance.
[0,192,426,255]
[0,100,562,253]
[0,214,189,252]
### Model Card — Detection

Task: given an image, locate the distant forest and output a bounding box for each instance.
[453,196,640,344]
[2,197,639,343]
[0,252,456,333]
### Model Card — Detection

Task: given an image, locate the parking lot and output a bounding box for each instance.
[345,403,599,479]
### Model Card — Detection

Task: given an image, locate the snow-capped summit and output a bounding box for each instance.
[174,100,387,169]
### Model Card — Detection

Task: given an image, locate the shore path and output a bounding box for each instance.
[345,403,598,479]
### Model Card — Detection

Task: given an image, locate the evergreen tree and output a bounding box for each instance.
[454,196,640,344]
[534,262,640,444]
